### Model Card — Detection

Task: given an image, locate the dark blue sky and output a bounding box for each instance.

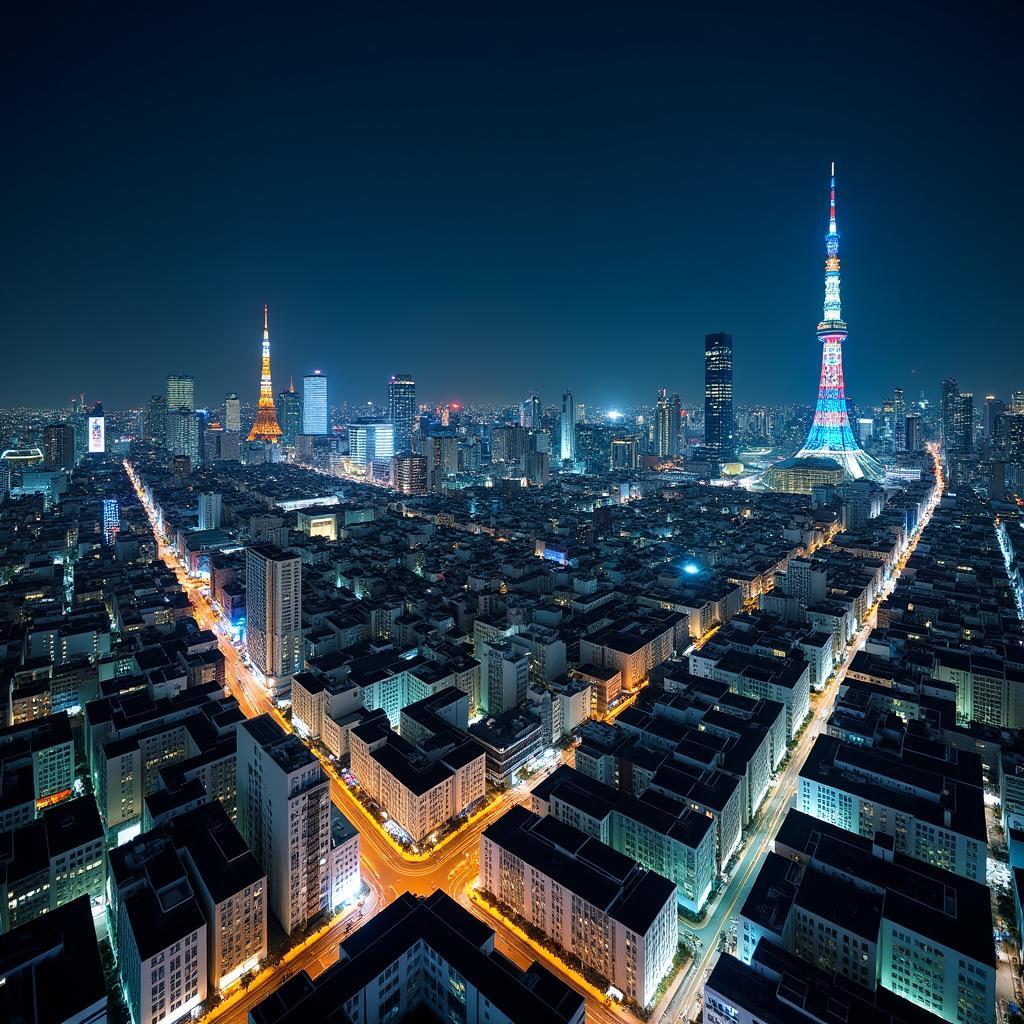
[5,5,1022,411]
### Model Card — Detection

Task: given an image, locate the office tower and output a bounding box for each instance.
[388,373,417,453]
[224,392,241,432]
[167,407,202,463]
[166,374,195,412]
[198,492,222,530]
[792,166,881,480]
[245,544,303,690]
[655,388,671,457]
[523,450,550,485]
[346,420,395,467]
[491,425,526,467]
[43,423,75,471]
[519,392,540,429]
[144,394,166,445]
[1012,389,1024,413]
[390,452,429,494]
[669,392,682,456]
[892,386,906,451]
[420,434,459,491]
[940,376,960,449]
[905,412,922,452]
[102,497,120,545]
[983,394,1004,438]
[704,333,735,469]
[610,434,639,470]
[276,379,301,445]
[236,715,330,935]
[247,305,283,443]
[955,391,974,452]
[560,388,576,463]
[302,371,329,435]
[203,425,240,463]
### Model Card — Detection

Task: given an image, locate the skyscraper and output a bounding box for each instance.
[167,407,202,463]
[247,306,283,444]
[246,544,303,691]
[655,389,671,458]
[892,387,906,452]
[560,389,576,463]
[905,413,922,452]
[388,374,417,453]
[955,392,974,453]
[43,423,75,471]
[940,377,960,450]
[198,492,222,530]
[669,393,682,456]
[704,333,735,468]
[792,165,881,481]
[166,375,195,412]
[345,421,395,467]
[224,393,241,433]
[302,371,329,435]
[144,395,167,445]
[520,393,541,430]
[983,395,1004,439]
[276,380,302,445]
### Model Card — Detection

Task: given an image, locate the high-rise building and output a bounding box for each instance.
[144,395,167,445]
[224,392,241,432]
[905,413,922,452]
[167,407,202,463]
[346,420,395,467]
[520,393,541,430]
[302,371,329,435]
[560,389,576,463]
[983,395,1004,439]
[491,425,526,467]
[43,423,75,471]
[655,389,671,458]
[610,434,639,470]
[420,434,459,491]
[87,402,105,454]
[102,498,120,545]
[388,373,417,453]
[940,376,960,450]
[892,386,906,452]
[390,453,429,495]
[245,544,303,692]
[276,380,302,445]
[669,392,682,456]
[704,333,735,469]
[198,492,223,530]
[791,166,881,480]
[166,375,195,413]
[955,391,975,453]
[203,425,240,463]
[236,715,330,935]
[247,306,283,444]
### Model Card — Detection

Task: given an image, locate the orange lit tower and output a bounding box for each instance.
[247,304,283,443]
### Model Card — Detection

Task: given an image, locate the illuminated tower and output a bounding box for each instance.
[247,305,283,443]
[793,165,882,481]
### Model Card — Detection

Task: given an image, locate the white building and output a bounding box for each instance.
[481,805,678,1008]
[236,715,331,935]
[245,544,303,696]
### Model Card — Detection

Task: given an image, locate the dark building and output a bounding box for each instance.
[388,373,417,454]
[704,332,735,468]
[276,385,302,446]
[42,423,75,471]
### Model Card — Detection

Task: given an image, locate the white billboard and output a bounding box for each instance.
[88,416,106,453]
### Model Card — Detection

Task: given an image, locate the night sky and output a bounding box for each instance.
[6,5,1022,411]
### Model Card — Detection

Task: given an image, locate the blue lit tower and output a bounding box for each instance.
[793,165,882,481]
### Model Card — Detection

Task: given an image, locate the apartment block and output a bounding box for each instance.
[480,805,678,1008]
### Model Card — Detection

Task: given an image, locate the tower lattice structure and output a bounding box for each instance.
[247,304,284,443]
[793,165,881,481]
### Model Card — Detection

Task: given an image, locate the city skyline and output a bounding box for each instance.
[6,9,1021,410]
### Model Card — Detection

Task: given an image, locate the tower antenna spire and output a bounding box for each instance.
[248,305,283,443]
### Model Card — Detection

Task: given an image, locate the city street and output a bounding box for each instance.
[126,450,941,1024]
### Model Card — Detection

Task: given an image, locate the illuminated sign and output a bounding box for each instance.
[88,416,105,453]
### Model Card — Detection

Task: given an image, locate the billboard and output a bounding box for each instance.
[88,415,106,453]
